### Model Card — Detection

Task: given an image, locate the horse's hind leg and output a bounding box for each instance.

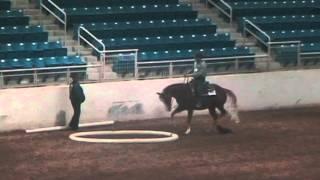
[184,110,193,135]
[208,107,218,133]
[215,106,233,134]
[217,105,227,120]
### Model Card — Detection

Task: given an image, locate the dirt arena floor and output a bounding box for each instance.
[1,108,320,180]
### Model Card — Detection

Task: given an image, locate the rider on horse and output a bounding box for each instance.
[190,52,208,107]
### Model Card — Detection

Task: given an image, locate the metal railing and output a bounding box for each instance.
[243,21,304,67]
[243,19,271,51]
[244,19,305,63]
[269,41,302,67]
[137,54,268,78]
[40,0,67,43]
[207,0,233,24]
[78,26,106,80]
[104,49,139,78]
[78,26,106,55]
[0,64,102,89]
[300,53,320,67]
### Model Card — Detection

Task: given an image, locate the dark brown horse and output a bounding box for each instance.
[157,82,239,134]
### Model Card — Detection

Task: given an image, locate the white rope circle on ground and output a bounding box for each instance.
[69,130,179,143]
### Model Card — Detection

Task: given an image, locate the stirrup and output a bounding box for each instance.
[208,90,216,96]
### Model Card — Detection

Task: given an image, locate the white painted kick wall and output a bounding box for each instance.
[1,69,320,132]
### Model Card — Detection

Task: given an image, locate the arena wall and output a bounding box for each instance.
[1,69,320,132]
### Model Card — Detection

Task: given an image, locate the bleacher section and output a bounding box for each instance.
[212,0,320,67]
[0,3,87,86]
[220,0,320,17]
[52,0,180,7]
[0,56,85,69]
[239,15,320,31]
[42,0,255,76]
[0,41,67,59]
[0,10,29,26]
[64,4,198,25]
[0,25,48,43]
[76,19,217,38]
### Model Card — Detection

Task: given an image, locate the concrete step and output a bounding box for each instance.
[64,40,79,46]
[216,28,230,32]
[23,9,41,15]
[83,55,98,63]
[11,0,29,3]
[236,41,256,47]
[67,51,77,56]
[43,24,61,31]
[67,45,93,53]
[78,49,94,56]
[48,30,66,36]
[230,33,243,39]
[14,4,37,9]
[30,19,53,25]
[48,35,73,41]
[11,1,29,6]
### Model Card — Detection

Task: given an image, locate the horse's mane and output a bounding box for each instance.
[163,82,224,94]
[163,83,186,94]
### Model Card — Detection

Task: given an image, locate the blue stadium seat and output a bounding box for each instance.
[33,57,46,68]
[0,56,87,70]
[263,29,320,42]
[0,10,29,26]
[102,33,235,51]
[0,59,11,70]
[0,25,48,43]
[228,0,319,17]
[240,15,320,31]
[0,42,68,59]
[50,0,179,8]
[76,18,216,39]
[60,4,197,27]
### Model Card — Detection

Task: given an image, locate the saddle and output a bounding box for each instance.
[190,80,216,97]
[200,82,216,96]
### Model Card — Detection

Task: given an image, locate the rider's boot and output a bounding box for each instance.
[194,85,202,108]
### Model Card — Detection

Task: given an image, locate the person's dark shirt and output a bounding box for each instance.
[69,82,85,103]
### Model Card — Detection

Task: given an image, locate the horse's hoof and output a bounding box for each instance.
[184,128,191,135]
[223,129,233,134]
[217,126,232,134]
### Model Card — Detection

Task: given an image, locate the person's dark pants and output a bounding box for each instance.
[194,76,205,96]
[69,101,81,130]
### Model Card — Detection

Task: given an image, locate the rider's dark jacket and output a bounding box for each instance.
[192,60,207,79]
[192,60,207,96]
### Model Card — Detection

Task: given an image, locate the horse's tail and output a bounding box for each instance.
[223,88,240,123]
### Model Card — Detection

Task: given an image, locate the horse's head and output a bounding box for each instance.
[157,92,172,111]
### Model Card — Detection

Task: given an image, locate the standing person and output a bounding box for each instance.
[68,73,85,130]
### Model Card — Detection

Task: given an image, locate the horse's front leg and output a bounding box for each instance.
[170,106,183,128]
[185,110,193,135]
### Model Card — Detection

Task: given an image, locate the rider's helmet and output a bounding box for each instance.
[195,52,204,63]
